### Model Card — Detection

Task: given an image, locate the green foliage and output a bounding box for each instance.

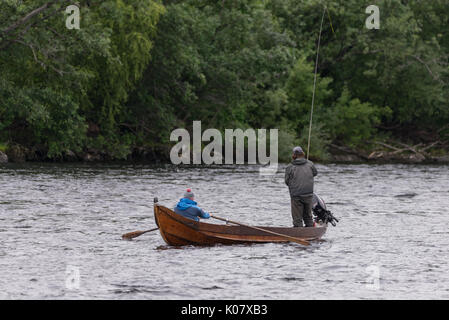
[124,0,298,154]
[297,123,331,161]
[327,88,392,146]
[278,125,330,162]
[0,0,447,161]
[270,0,448,149]
[284,57,332,132]
[0,0,164,159]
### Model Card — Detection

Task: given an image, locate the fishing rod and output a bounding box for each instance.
[307,6,335,160]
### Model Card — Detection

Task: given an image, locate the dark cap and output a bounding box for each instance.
[293,146,304,154]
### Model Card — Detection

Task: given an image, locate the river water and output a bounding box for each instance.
[0,162,448,299]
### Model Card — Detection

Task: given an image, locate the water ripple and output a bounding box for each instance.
[0,162,448,299]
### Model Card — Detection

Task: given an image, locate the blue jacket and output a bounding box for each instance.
[174,198,210,222]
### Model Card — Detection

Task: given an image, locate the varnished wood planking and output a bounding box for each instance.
[154,204,327,246]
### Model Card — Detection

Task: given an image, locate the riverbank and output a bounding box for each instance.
[1,141,448,165]
[328,141,449,164]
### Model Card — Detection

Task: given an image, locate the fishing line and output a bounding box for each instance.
[307,6,326,160]
[327,6,336,37]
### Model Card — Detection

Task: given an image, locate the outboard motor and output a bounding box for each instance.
[312,194,339,226]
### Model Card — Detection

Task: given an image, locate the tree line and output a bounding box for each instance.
[1,0,448,163]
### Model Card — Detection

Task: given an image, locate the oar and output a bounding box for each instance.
[121,227,159,240]
[210,215,310,246]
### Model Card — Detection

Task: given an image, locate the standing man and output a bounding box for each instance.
[285,146,318,227]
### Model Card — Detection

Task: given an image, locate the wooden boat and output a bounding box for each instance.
[154,202,327,246]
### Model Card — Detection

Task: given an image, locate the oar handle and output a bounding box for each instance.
[210,215,229,223]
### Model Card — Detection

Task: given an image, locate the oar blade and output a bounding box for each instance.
[121,227,159,240]
[121,230,145,240]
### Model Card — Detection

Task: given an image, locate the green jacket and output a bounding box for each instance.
[285,158,318,197]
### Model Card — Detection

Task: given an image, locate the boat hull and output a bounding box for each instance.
[154,204,327,246]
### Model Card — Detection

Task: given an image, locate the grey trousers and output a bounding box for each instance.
[291,195,314,227]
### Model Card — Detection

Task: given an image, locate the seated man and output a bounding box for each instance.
[174,189,210,221]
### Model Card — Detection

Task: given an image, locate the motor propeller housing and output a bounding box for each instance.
[312,194,339,226]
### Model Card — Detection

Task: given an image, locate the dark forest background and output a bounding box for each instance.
[1,0,448,162]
